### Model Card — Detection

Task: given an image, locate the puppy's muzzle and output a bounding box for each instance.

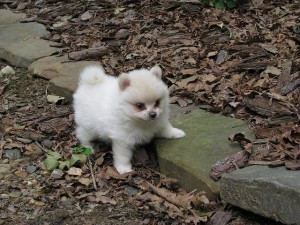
[149,112,157,119]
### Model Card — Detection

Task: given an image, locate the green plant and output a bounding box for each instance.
[202,0,237,9]
[43,146,93,171]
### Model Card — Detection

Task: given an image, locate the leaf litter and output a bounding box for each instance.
[0,0,297,224]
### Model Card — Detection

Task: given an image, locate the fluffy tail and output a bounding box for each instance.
[79,66,106,85]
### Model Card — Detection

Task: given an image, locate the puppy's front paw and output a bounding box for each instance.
[166,128,186,139]
[115,164,133,174]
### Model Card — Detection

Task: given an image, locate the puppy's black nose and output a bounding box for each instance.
[149,112,156,119]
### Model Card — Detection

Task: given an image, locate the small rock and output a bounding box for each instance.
[4,149,21,160]
[9,190,22,198]
[52,20,68,29]
[28,179,38,186]
[21,189,30,197]
[42,139,54,149]
[80,11,92,21]
[0,194,9,199]
[51,169,64,179]
[121,185,139,196]
[1,66,15,76]
[0,173,3,180]
[7,205,16,213]
[26,165,37,174]
[115,29,130,39]
[61,196,68,201]
[1,159,9,164]
[0,164,11,174]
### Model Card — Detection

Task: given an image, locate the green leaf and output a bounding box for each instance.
[226,0,237,8]
[72,146,93,155]
[215,1,225,9]
[58,160,71,170]
[47,151,62,160]
[43,156,59,171]
[69,154,87,166]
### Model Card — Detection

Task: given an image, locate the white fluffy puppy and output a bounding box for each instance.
[73,65,185,174]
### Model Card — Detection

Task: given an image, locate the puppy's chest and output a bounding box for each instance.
[126,127,156,145]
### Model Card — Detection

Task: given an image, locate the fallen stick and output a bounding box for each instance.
[87,156,97,190]
[68,46,110,61]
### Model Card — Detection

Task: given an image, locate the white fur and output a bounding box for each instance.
[73,65,185,174]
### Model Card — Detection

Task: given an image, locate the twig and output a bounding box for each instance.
[0,139,5,160]
[35,141,49,153]
[87,156,97,190]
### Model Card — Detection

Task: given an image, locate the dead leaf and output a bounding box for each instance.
[207,211,231,225]
[105,166,128,180]
[66,167,82,176]
[285,161,300,170]
[14,170,28,178]
[257,43,278,54]
[79,177,91,187]
[180,69,198,76]
[24,143,43,157]
[176,98,189,107]
[47,95,65,104]
[264,66,281,76]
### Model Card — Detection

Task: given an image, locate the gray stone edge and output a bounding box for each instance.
[220,167,300,225]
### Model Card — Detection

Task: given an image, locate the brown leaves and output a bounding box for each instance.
[210,133,252,180]
[134,179,208,223]
[243,92,296,117]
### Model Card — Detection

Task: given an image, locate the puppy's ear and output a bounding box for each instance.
[150,65,162,78]
[118,73,130,91]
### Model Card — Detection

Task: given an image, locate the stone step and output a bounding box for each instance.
[220,165,300,225]
[0,9,26,24]
[155,109,254,199]
[29,55,100,101]
[0,10,59,67]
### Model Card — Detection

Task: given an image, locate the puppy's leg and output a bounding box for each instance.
[159,122,186,139]
[112,140,133,174]
[76,126,95,151]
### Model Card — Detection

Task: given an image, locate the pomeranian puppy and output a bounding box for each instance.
[73,65,185,174]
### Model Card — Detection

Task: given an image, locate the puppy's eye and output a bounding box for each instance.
[136,103,146,110]
[155,99,160,107]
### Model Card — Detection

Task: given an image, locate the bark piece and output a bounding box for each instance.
[68,46,110,61]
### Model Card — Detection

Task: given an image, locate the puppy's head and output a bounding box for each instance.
[118,66,169,122]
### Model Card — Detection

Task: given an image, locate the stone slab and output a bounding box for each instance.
[220,166,300,225]
[0,23,59,67]
[0,9,26,24]
[29,55,102,101]
[155,109,253,199]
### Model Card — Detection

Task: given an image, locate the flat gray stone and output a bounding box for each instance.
[169,104,198,118]
[0,23,59,67]
[155,109,253,198]
[0,9,26,24]
[29,55,101,101]
[220,166,300,225]
[4,149,21,160]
